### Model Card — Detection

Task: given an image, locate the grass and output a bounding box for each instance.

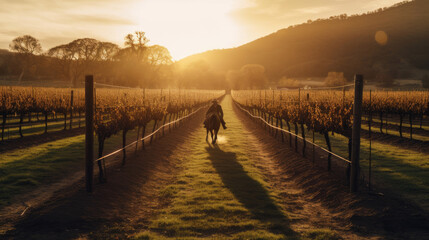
[132,96,341,239]
[0,119,159,207]
[276,118,429,211]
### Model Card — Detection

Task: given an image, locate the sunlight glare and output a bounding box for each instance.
[215,135,228,144]
[124,0,243,60]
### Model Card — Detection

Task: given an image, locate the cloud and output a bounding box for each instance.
[0,0,138,50]
[63,14,136,26]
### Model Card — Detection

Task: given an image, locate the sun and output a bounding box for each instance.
[121,0,243,60]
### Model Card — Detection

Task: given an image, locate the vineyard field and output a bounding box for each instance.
[232,89,429,211]
[3,0,429,237]
[0,120,160,207]
[278,119,429,210]
[0,87,224,207]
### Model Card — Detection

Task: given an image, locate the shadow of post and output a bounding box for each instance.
[205,145,296,236]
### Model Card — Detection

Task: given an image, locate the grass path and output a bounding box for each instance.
[135,96,341,239]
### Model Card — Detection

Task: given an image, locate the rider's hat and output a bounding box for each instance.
[212,99,218,104]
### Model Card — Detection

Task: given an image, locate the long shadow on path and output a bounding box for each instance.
[205,144,296,236]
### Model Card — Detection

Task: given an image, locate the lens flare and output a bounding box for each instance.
[375,31,388,46]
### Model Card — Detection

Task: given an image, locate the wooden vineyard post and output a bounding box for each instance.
[350,74,364,193]
[85,75,94,193]
[312,130,315,163]
[369,89,372,191]
[70,90,74,129]
[342,86,346,107]
[78,91,81,128]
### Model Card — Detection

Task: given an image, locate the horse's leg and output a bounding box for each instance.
[213,129,219,144]
[206,128,209,141]
[210,130,213,142]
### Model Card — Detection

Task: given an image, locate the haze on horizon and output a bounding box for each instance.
[0,0,406,60]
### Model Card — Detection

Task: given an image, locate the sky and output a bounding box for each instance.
[0,0,406,60]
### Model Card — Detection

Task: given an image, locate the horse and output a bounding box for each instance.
[204,113,220,144]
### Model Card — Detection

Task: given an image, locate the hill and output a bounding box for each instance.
[178,0,429,85]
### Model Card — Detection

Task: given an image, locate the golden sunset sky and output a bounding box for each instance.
[0,0,405,60]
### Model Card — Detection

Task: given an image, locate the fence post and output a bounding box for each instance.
[369,89,372,191]
[350,74,364,193]
[85,75,94,193]
[78,91,81,128]
[70,90,74,129]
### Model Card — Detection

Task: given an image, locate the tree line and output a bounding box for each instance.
[0,32,229,89]
[2,32,174,88]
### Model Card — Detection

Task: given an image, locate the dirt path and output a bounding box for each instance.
[3,95,428,239]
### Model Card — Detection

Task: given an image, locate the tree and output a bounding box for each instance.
[144,45,173,86]
[67,38,100,87]
[9,35,42,82]
[324,72,347,87]
[97,42,120,61]
[226,64,267,89]
[278,77,300,89]
[48,44,73,83]
[145,45,172,66]
[240,64,267,89]
[123,31,149,62]
[49,38,103,87]
[95,42,120,83]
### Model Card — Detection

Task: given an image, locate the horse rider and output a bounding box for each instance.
[205,99,227,129]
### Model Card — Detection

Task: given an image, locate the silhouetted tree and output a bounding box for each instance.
[48,38,101,87]
[324,72,347,87]
[9,35,42,82]
[240,64,267,89]
[226,64,267,89]
[48,44,73,84]
[123,31,149,62]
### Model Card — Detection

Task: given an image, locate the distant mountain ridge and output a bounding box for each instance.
[178,0,429,82]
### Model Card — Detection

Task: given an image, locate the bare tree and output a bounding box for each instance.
[49,38,102,87]
[68,38,100,87]
[144,45,173,85]
[240,64,267,89]
[9,35,42,82]
[96,42,120,82]
[146,45,173,66]
[123,31,149,62]
[97,42,120,61]
[48,44,73,84]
